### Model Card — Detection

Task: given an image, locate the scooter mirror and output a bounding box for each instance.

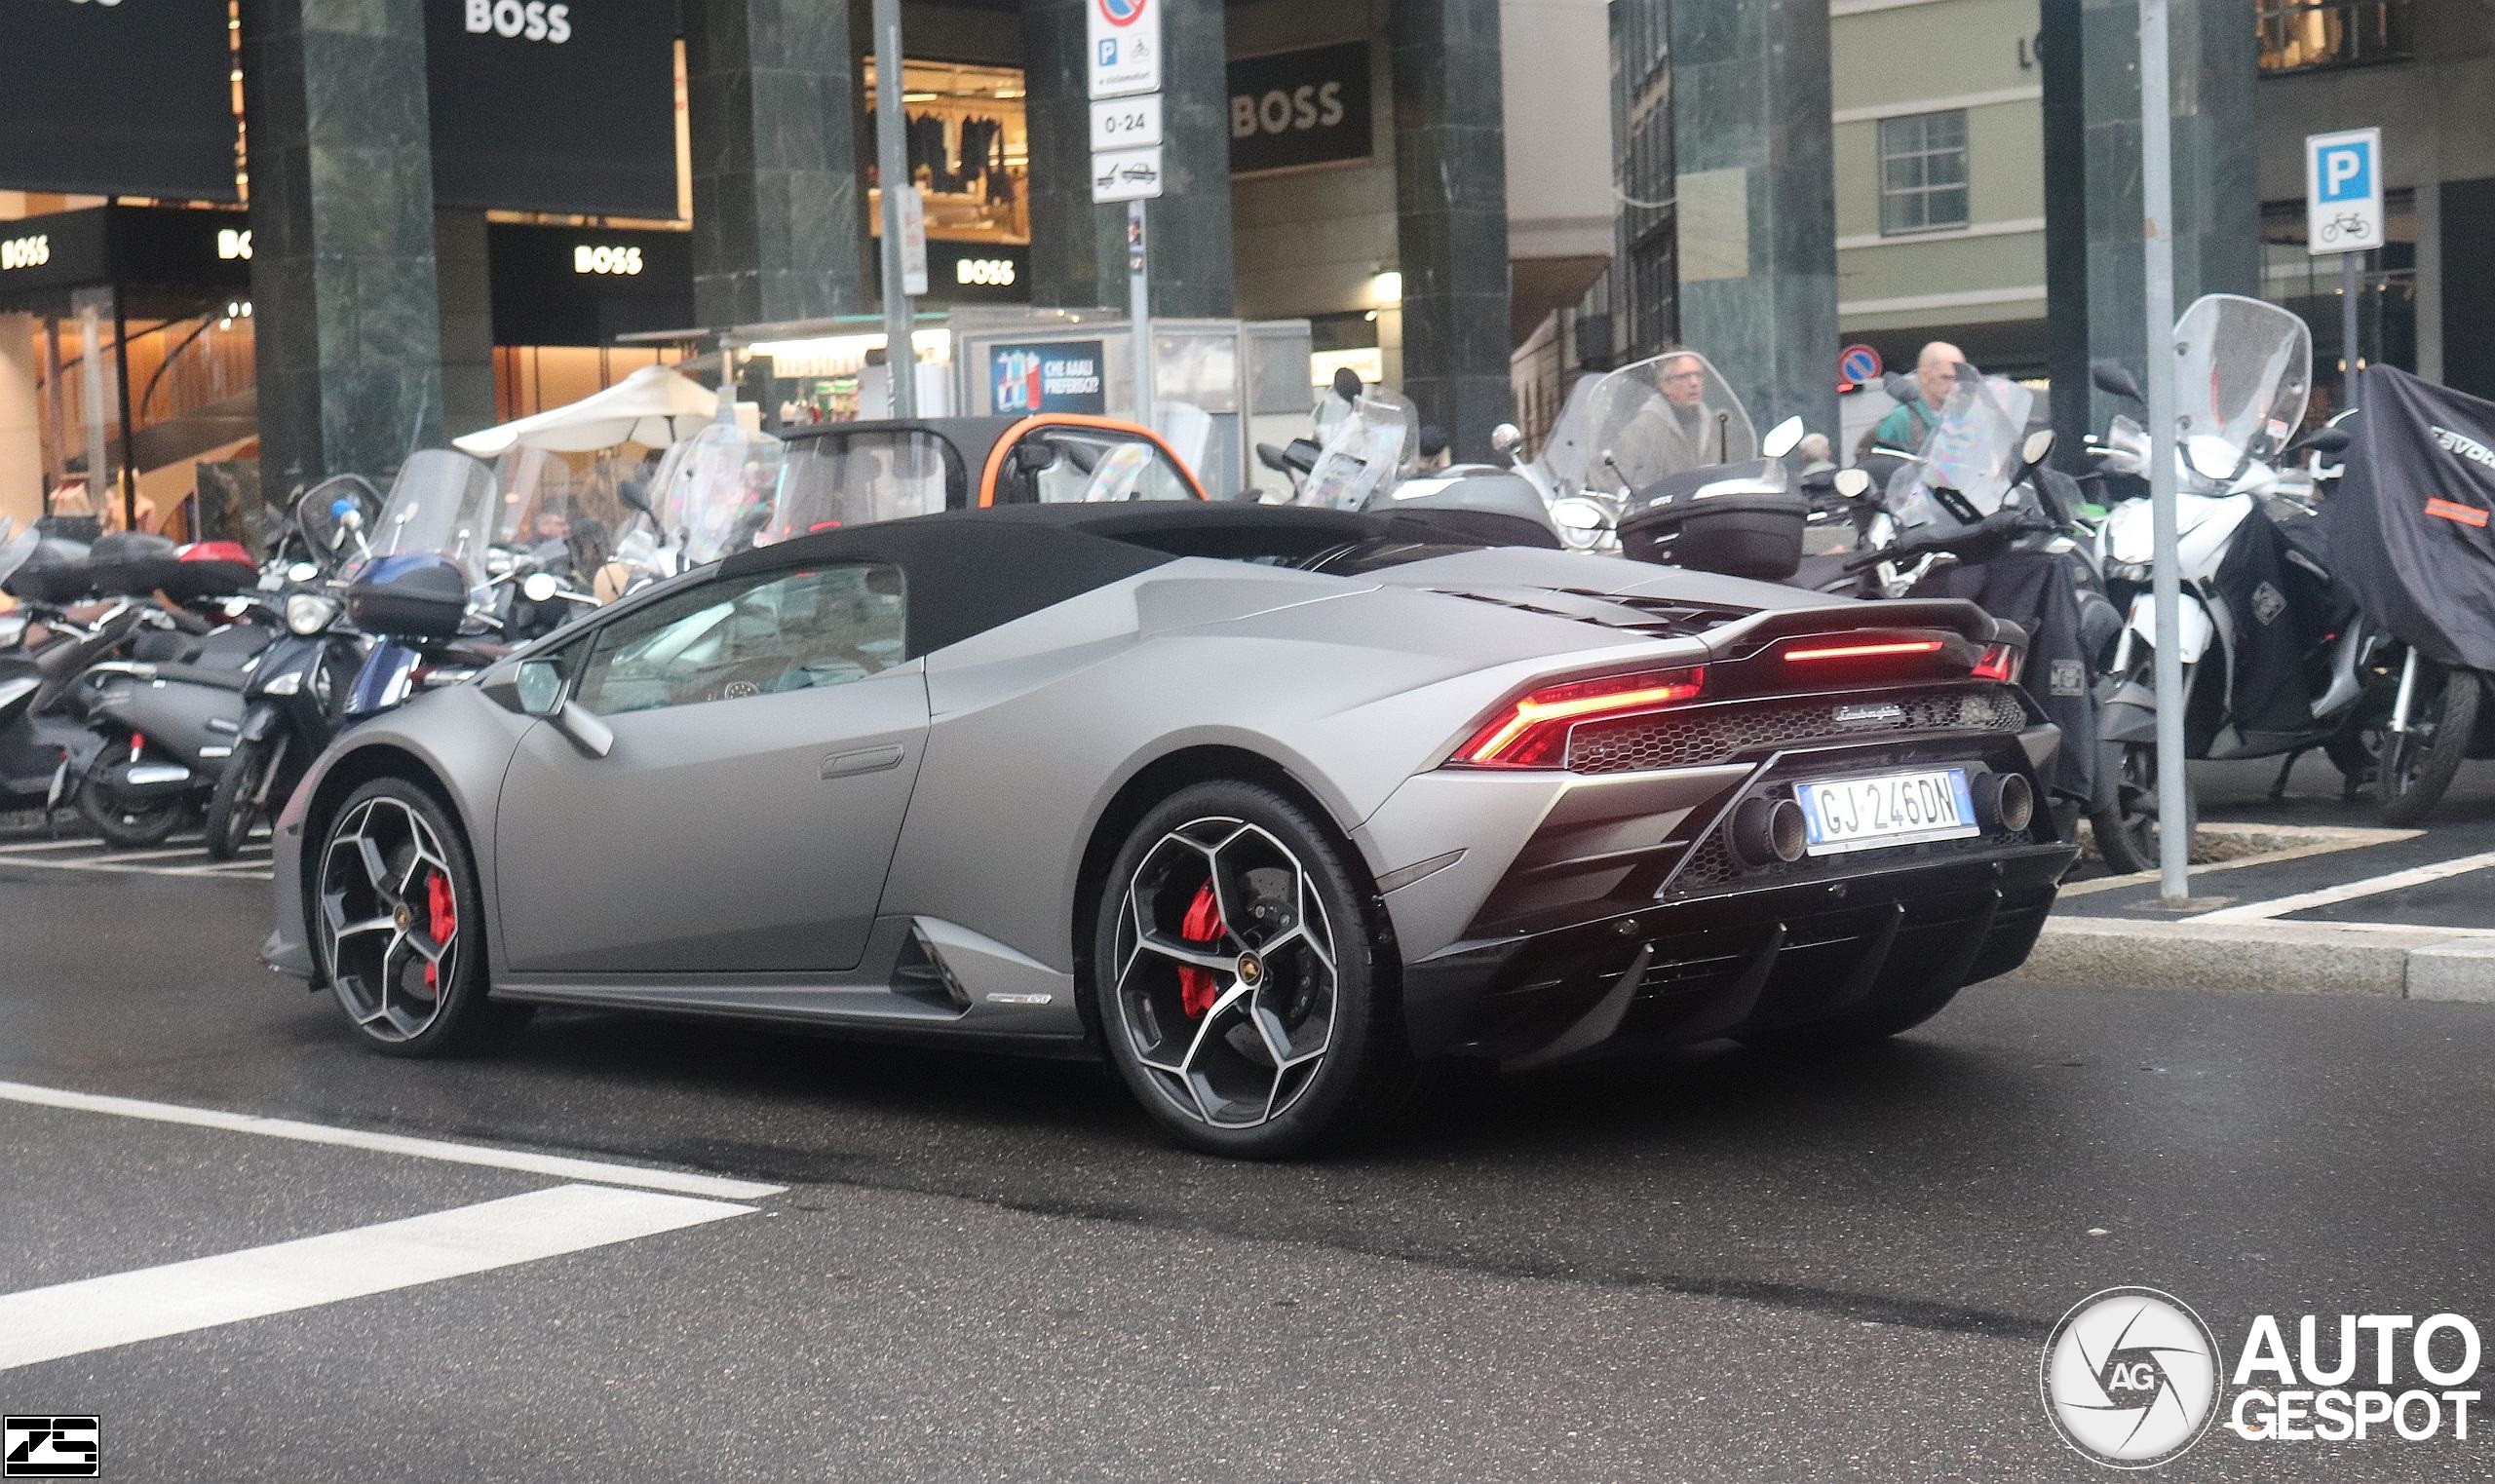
[521,572,560,604]
[1760,416,1806,461]
[287,561,320,584]
[1255,442,1291,474]
[1881,371,1920,405]
[2293,425,2354,457]
[2021,428,2056,466]
[1330,366,1363,402]
[1488,423,1525,456]
[2091,360,2144,401]
[1833,469,1873,501]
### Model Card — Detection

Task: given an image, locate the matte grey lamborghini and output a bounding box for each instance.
[264,502,2076,1156]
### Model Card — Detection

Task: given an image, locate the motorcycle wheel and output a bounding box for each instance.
[204,736,282,860]
[2379,666,2479,827]
[74,740,190,849]
[2088,739,2192,876]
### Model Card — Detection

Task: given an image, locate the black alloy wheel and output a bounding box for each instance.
[2379,666,2479,827]
[2087,739,2191,877]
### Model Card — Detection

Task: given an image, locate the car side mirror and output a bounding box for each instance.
[1010,438,1060,477]
[1833,468,1873,501]
[514,658,564,717]
[1761,415,1806,460]
[2091,360,2144,401]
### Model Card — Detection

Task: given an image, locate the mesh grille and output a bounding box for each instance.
[1565,686,2028,776]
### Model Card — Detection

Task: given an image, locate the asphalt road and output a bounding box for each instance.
[3,860,2490,1482]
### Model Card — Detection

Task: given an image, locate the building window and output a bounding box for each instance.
[1878,110,1969,236]
[2257,0,2412,74]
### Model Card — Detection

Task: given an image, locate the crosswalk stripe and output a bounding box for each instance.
[0,837,98,854]
[0,855,266,878]
[0,1184,753,1372]
[0,1080,787,1200]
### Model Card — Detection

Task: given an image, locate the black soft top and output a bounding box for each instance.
[715,501,1550,659]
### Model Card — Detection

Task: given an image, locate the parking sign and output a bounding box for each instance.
[2305,128,2382,255]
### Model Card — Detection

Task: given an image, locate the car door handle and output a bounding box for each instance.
[821,743,905,779]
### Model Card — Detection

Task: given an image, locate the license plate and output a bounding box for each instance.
[1794,769,1978,855]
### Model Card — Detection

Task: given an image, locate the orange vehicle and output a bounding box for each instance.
[768,413,1208,534]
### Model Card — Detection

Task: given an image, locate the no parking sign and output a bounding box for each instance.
[1839,343,1883,387]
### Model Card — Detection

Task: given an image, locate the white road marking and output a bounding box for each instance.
[169,858,275,876]
[2056,824,2423,897]
[2187,850,2495,924]
[86,845,224,864]
[0,1081,786,1201]
[0,1184,752,1372]
[0,854,270,879]
[0,837,97,854]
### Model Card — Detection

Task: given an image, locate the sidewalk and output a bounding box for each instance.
[2015,751,2495,1001]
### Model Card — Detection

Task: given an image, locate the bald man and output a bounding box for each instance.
[1872,341,1967,452]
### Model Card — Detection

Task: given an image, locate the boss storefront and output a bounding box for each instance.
[485,222,696,424]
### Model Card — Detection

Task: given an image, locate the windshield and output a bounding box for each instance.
[1302,392,1412,511]
[292,474,384,573]
[2174,293,2311,480]
[1543,352,1757,496]
[0,516,33,590]
[1884,371,2034,529]
[770,429,959,539]
[365,450,496,586]
[649,422,787,563]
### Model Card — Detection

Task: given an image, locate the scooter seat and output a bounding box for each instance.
[145,664,250,693]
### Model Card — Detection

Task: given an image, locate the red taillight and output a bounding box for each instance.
[1455,666,1706,769]
[1972,643,2020,682]
[1784,638,1946,663]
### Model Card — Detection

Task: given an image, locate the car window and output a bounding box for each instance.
[770,432,961,537]
[570,562,906,716]
[1028,430,1196,504]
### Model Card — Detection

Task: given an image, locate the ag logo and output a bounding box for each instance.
[2042,1287,2221,1468]
[2250,581,2287,627]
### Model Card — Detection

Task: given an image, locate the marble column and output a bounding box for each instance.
[1021,0,1235,317]
[238,0,444,488]
[434,209,497,439]
[1669,0,1838,443]
[1392,0,1515,458]
[684,0,869,326]
[2077,0,2260,431]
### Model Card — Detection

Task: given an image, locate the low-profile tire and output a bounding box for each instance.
[313,777,530,1057]
[1091,780,1416,1159]
[74,740,188,848]
[2380,666,2478,827]
[203,736,281,860]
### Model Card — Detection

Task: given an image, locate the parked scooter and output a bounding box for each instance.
[1513,351,1762,552]
[2086,294,2380,865]
[200,476,384,858]
[335,449,507,727]
[1278,375,1562,545]
[0,523,154,825]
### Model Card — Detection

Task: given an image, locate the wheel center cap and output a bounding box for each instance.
[394,903,413,932]
[1237,951,1265,988]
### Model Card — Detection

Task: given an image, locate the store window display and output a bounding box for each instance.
[864,61,1029,247]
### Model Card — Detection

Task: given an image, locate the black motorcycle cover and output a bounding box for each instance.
[2323,364,2495,670]
[2207,507,2332,751]
[1915,548,2100,804]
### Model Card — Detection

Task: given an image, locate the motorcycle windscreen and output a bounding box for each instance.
[1303,393,1410,511]
[1560,353,1758,495]
[0,517,34,590]
[1884,373,2032,530]
[360,449,498,591]
[2173,293,2312,478]
[652,422,787,563]
[291,475,384,574]
[2322,363,2495,670]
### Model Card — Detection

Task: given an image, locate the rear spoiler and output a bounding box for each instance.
[1699,598,2023,662]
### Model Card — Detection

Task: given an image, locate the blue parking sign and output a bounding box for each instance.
[2317,141,2370,203]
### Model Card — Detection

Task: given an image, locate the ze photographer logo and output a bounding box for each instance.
[2,1417,99,1478]
[2042,1288,2222,1467]
[2042,1290,2484,1466]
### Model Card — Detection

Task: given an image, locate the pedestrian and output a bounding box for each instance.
[1873,341,1966,453]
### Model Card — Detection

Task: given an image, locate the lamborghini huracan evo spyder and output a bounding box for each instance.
[263,502,2077,1157]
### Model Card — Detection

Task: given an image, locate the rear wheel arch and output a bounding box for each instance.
[1070,746,1395,1042]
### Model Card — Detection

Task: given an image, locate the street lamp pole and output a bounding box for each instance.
[2141,0,2191,902]
[873,0,916,418]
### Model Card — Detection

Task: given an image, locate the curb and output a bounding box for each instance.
[2010,917,2495,1002]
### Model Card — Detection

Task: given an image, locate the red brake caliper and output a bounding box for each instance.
[1175,880,1225,1018]
[423,871,456,993]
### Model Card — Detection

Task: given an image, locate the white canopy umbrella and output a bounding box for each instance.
[451,364,722,457]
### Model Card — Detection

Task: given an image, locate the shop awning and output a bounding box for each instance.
[450,364,723,456]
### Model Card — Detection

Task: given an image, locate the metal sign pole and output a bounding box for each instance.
[873,0,916,418]
[2140,0,2191,902]
[2342,248,2361,410]
[1128,202,1152,424]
